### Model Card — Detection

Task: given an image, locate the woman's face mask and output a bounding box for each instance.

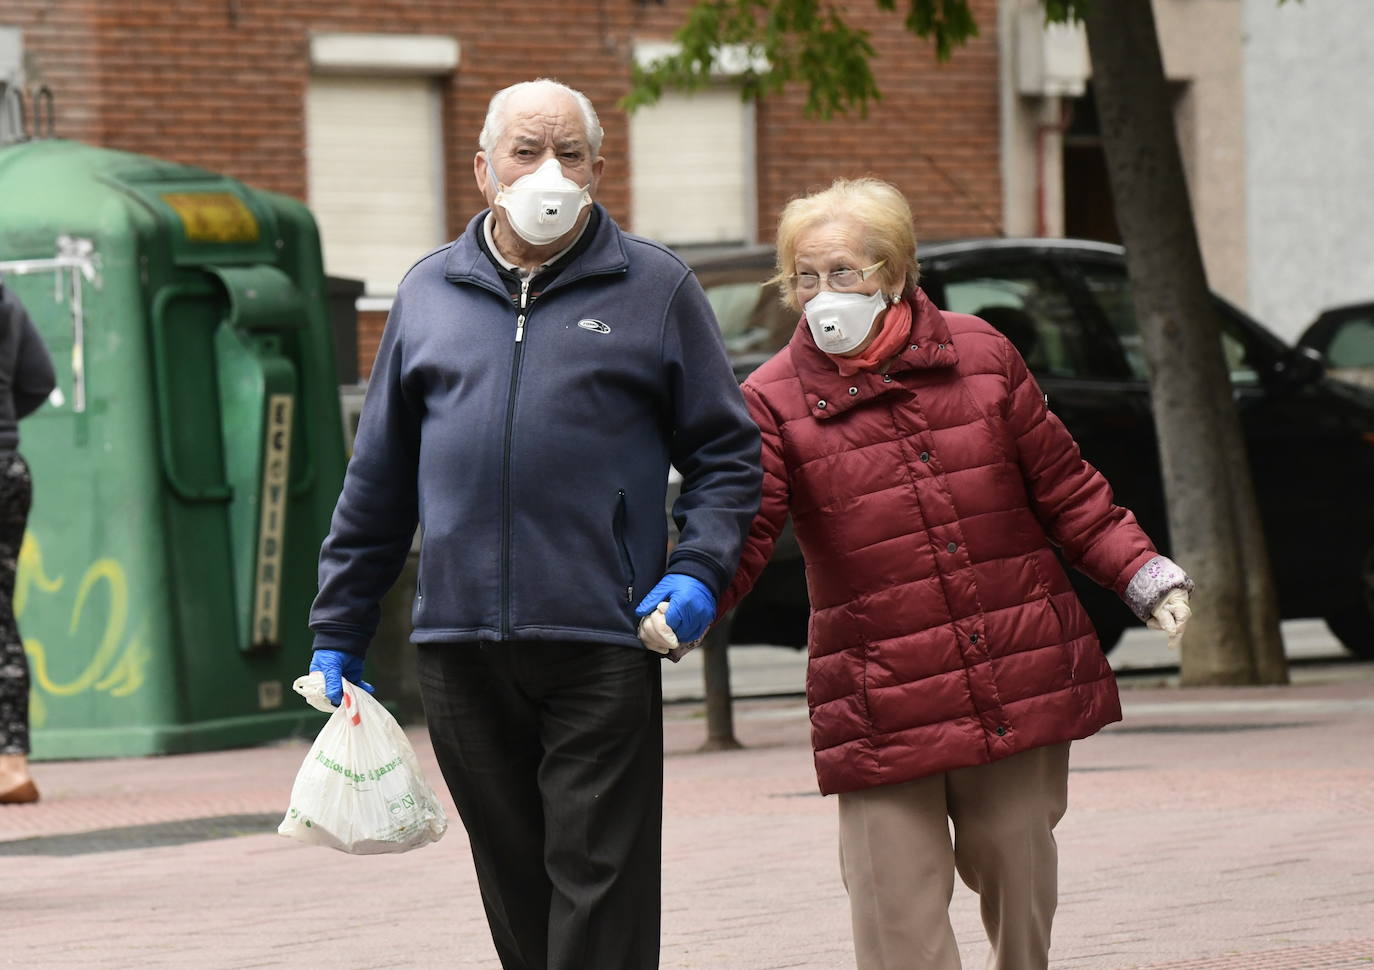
[493,157,592,246]
[804,289,891,355]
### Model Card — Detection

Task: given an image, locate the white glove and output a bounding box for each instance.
[637,601,678,655]
[291,671,339,713]
[1146,588,1192,649]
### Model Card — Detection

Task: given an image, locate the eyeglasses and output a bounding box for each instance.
[790,260,887,294]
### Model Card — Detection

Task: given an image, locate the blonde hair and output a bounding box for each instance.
[771,177,920,310]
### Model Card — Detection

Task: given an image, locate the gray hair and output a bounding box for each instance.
[478,78,604,156]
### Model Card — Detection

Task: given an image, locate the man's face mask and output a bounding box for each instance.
[803,288,891,355]
[492,157,592,246]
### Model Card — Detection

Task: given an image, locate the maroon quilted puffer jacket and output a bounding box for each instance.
[720,288,1168,795]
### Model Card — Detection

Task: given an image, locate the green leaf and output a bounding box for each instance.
[1042,0,1091,24]
[904,0,980,61]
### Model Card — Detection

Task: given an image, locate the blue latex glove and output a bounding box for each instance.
[309,649,375,708]
[635,574,716,643]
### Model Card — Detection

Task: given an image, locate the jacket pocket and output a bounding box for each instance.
[1044,590,1067,640]
[613,489,636,605]
[1042,590,1082,686]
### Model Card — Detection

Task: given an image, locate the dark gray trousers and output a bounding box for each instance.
[0,452,33,756]
[417,640,663,970]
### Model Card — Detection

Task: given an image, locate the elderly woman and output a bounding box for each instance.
[715,179,1193,970]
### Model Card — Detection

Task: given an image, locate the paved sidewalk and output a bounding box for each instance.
[3,662,1373,969]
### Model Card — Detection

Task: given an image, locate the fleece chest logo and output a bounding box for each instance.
[577,318,611,334]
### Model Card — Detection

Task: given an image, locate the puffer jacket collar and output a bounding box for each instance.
[440,204,630,298]
[788,287,959,420]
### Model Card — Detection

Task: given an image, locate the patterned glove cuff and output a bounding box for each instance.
[1124,555,1195,622]
[665,639,704,664]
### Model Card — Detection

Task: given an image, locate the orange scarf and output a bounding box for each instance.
[832,299,913,376]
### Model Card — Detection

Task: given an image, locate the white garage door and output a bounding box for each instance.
[629,89,755,247]
[306,75,445,296]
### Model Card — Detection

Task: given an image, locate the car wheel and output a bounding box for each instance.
[1324,548,1374,659]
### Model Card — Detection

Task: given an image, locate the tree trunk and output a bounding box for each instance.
[1081,0,1287,685]
[699,618,743,751]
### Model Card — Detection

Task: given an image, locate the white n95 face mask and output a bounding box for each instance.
[493,157,592,246]
[804,289,890,354]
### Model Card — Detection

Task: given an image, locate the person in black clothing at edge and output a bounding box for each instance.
[0,281,56,805]
[304,78,763,970]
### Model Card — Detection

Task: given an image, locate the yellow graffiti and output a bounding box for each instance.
[16,535,149,727]
[15,534,64,616]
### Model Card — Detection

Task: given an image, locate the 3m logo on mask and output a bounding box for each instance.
[804,290,889,354]
[577,319,611,334]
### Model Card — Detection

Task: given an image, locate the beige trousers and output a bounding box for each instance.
[837,742,1071,970]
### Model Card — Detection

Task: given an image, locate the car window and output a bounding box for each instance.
[940,262,1111,379]
[705,281,768,351]
[1322,313,1374,367]
[1076,261,1261,385]
[1079,269,1149,380]
[698,273,795,356]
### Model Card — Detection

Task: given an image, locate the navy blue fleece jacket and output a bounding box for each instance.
[309,207,762,654]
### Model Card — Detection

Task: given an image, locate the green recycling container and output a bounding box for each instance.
[0,139,347,758]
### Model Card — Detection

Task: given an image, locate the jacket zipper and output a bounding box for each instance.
[614,489,635,605]
[501,276,533,637]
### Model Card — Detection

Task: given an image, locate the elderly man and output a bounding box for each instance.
[306,78,761,969]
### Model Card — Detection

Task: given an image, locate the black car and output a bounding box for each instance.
[684,238,1374,658]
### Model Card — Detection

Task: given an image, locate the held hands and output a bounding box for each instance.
[1147,589,1192,650]
[634,573,716,653]
[637,602,680,655]
[309,649,376,707]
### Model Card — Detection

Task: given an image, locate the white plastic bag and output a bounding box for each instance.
[278,673,448,855]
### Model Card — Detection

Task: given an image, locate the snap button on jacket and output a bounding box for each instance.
[721,289,1158,795]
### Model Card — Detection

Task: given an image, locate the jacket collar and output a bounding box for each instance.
[788,288,958,420]
[442,203,629,296]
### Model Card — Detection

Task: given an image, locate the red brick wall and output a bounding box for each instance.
[13,0,1002,377]
[753,0,1004,243]
[357,308,388,373]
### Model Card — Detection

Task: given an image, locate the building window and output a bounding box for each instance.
[306,34,458,298]
[629,88,755,247]
[306,75,445,297]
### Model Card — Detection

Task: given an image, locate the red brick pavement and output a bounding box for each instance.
[3,673,1372,970]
